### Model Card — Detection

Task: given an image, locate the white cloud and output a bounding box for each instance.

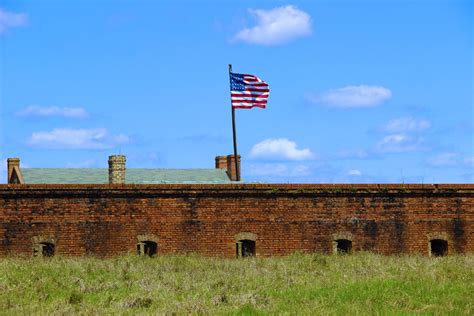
[28,128,129,149]
[308,85,392,108]
[0,8,27,34]
[348,169,362,176]
[248,163,311,177]
[234,5,312,45]
[380,117,431,133]
[249,138,314,160]
[375,134,424,153]
[17,105,88,118]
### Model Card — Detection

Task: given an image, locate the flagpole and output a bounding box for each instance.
[229,64,240,181]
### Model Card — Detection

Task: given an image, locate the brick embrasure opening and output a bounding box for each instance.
[137,234,159,257]
[235,232,256,258]
[335,239,352,254]
[34,242,55,257]
[430,239,448,257]
[236,240,256,257]
[137,241,157,257]
[32,236,56,257]
[332,232,353,255]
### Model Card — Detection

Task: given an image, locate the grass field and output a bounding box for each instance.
[0,253,472,315]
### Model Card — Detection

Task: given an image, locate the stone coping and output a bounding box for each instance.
[1,183,472,189]
[0,183,472,198]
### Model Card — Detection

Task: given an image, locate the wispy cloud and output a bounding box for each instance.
[347,169,362,176]
[427,152,458,167]
[375,134,425,153]
[380,117,431,133]
[308,85,392,108]
[0,8,27,34]
[249,138,314,161]
[17,105,88,119]
[426,153,474,168]
[234,5,312,45]
[28,128,129,149]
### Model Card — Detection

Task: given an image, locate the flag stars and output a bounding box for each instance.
[230,71,270,109]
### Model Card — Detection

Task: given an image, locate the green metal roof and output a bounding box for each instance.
[127,169,232,184]
[21,168,233,184]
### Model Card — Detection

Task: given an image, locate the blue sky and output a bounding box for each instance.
[0,0,472,183]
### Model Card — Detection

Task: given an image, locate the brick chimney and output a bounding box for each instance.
[7,158,24,184]
[215,154,241,181]
[226,154,241,181]
[108,155,126,184]
[215,156,227,170]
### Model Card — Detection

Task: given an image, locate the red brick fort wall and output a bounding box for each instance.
[0,184,472,257]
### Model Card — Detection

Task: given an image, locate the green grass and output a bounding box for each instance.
[0,253,472,315]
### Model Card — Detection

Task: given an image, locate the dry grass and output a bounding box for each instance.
[0,253,472,315]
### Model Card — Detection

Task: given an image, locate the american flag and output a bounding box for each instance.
[230,72,270,109]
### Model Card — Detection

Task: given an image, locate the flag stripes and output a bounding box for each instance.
[230,72,270,109]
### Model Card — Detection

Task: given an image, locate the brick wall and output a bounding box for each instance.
[0,184,472,257]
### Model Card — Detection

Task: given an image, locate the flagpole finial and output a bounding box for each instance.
[229,64,232,73]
